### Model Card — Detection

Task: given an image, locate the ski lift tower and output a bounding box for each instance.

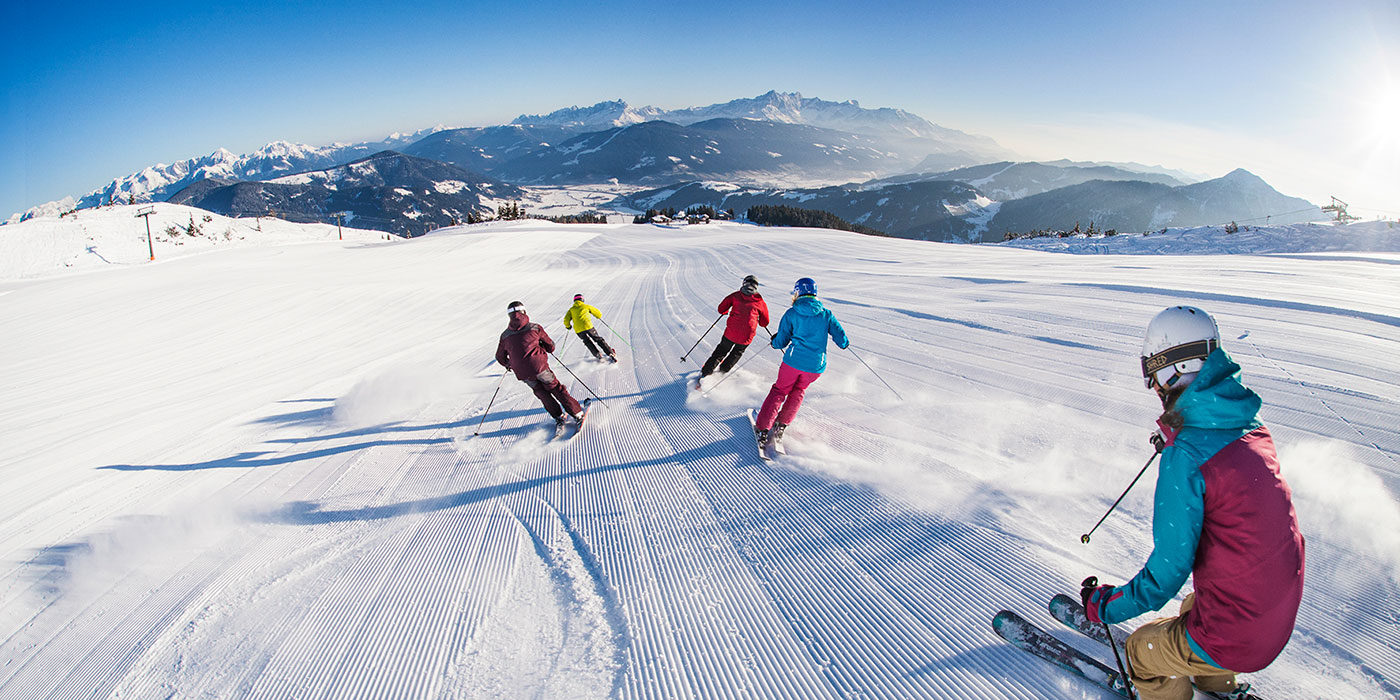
[1320,196,1360,224]
[135,206,156,260]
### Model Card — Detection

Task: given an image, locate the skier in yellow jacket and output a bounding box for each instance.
[564,294,618,363]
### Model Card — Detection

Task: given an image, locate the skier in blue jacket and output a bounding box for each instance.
[754,277,848,446]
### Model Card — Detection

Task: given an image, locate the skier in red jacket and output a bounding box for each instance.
[700,275,770,380]
[495,301,585,428]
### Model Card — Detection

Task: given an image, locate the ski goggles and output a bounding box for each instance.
[507,304,527,314]
[1141,339,1217,388]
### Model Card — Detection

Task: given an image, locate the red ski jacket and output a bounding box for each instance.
[495,311,555,381]
[719,291,769,345]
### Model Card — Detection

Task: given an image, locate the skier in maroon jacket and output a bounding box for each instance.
[495,301,585,427]
[700,275,770,380]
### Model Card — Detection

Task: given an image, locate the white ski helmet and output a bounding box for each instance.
[1141,306,1220,390]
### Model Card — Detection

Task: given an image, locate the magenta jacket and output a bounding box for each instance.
[495,310,555,381]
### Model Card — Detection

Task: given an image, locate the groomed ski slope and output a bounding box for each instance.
[1,219,1397,699]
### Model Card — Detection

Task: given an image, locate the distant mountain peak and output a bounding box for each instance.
[1222,167,1262,182]
[512,100,663,129]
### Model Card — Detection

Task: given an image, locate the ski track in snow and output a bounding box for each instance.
[1,222,1397,699]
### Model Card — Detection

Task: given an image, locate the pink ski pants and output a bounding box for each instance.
[756,362,821,430]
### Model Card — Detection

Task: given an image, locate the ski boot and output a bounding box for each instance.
[754,426,770,447]
[1218,682,1253,700]
[769,422,788,454]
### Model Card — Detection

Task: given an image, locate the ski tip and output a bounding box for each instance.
[991,609,1032,636]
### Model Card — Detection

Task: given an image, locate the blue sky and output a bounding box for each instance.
[5,0,1398,218]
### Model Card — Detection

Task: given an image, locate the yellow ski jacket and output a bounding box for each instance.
[563,301,602,332]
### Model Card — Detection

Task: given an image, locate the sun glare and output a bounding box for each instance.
[1363,84,1400,145]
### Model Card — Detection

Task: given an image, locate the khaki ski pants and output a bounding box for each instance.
[1125,593,1242,700]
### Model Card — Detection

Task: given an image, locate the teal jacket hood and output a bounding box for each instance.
[1173,348,1262,431]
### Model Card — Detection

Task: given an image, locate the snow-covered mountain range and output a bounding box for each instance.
[8,129,444,224]
[166,151,522,236]
[615,164,1321,242]
[514,91,1002,154]
[8,92,1329,239]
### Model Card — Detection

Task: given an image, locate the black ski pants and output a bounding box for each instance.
[701,337,749,377]
[523,369,583,418]
[577,328,615,358]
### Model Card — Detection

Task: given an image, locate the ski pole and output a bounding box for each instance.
[548,351,607,405]
[680,314,724,362]
[1080,446,1163,544]
[1082,576,1138,698]
[473,372,510,436]
[847,346,903,401]
[598,318,633,349]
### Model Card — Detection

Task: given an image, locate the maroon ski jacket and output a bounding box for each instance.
[496,310,555,381]
[719,291,769,345]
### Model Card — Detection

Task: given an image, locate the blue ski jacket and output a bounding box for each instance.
[771,295,849,374]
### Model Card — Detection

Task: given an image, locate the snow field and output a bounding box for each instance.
[0,220,1397,698]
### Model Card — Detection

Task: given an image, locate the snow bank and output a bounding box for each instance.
[994,220,1400,255]
[0,202,391,281]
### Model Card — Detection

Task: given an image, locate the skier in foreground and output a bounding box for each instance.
[496,301,586,429]
[753,277,848,447]
[563,293,618,362]
[699,274,770,383]
[1080,306,1304,700]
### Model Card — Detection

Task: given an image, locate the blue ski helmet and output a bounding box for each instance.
[792,277,817,297]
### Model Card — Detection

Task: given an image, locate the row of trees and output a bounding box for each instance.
[632,206,738,223]
[745,204,886,237]
[543,213,609,224]
[1001,221,1120,240]
[1002,220,1257,241]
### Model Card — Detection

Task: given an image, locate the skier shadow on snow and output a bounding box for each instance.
[264,443,722,526]
[259,407,543,444]
[96,403,556,471]
[97,436,454,472]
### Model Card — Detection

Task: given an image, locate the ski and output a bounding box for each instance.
[991,609,1130,697]
[1046,595,1264,700]
[1048,594,1124,647]
[746,409,773,462]
[568,399,593,439]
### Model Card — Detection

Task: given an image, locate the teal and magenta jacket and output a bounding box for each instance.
[770,295,848,374]
[1101,348,1305,673]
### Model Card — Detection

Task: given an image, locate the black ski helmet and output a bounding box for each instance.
[741,275,759,294]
